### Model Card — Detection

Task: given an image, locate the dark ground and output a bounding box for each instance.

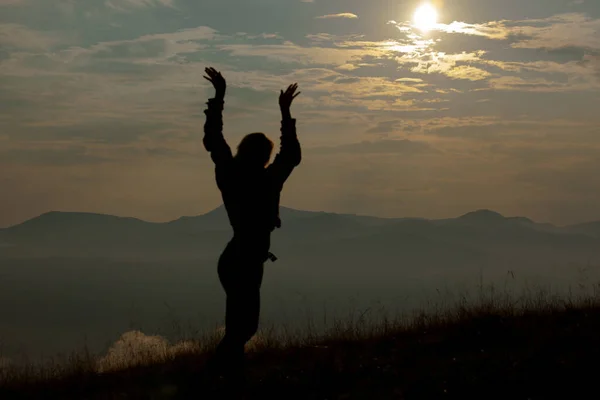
[2,300,600,400]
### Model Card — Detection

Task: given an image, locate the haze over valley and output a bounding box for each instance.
[1,206,599,361]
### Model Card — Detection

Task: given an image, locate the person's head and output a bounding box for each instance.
[235,132,274,167]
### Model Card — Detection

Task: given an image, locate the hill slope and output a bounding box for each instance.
[2,295,599,400]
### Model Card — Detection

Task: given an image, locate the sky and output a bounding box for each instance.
[1,0,599,227]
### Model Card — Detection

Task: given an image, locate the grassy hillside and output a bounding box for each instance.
[2,288,600,399]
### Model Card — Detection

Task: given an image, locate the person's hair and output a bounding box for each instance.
[235,132,274,167]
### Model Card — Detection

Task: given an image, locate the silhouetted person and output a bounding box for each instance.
[202,67,301,384]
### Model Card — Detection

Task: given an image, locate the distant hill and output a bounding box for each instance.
[0,207,598,260]
[564,221,600,238]
[1,207,599,362]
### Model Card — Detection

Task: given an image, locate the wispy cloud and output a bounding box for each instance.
[0,23,67,50]
[510,13,600,51]
[391,12,600,52]
[311,139,439,154]
[0,0,26,5]
[104,0,175,11]
[315,13,358,19]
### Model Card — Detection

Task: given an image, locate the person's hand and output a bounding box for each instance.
[279,83,300,112]
[204,67,226,99]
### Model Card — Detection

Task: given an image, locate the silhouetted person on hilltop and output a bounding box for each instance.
[202,67,301,384]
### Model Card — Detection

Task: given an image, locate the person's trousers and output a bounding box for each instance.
[213,234,269,380]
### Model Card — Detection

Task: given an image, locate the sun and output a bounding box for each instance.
[413,3,438,32]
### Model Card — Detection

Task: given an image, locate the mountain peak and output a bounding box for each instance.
[9,211,147,230]
[458,209,505,221]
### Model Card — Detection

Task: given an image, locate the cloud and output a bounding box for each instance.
[487,76,580,92]
[0,25,219,78]
[399,50,491,80]
[243,32,283,40]
[77,25,219,60]
[213,36,493,89]
[385,13,600,90]
[0,146,111,166]
[310,139,439,155]
[0,23,66,51]
[390,20,510,40]
[365,120,420,135]
[216,41,389,68]
[509,13,600,51]
[444,65,492,81]
[104,0,175,11]
[315,13,358,20]
[422,118,596,143]
[583,54,600,77]
[396,78,424,83]
[390,13,600,53]
[2,2,600,225]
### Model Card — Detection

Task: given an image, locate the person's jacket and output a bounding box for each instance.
[203,98,301,236]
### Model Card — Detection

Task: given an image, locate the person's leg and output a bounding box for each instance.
[210,241,240,375]
[238,262,264,343]
[217,291,247,376]
[237,235,268,350]
[212,240,265,377]
[219,263,264,381]
[210,235,268,387]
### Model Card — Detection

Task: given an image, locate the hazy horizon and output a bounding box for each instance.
[2,205,600,230]
[2,0,600,227]
[2,203,600,361]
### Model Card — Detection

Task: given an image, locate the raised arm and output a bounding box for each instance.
[269,83,302,186]
[203,67,232,166]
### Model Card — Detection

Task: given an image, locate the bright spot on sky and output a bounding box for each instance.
[413,3,438,32]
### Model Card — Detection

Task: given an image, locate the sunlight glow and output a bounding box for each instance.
[413,3,438,32]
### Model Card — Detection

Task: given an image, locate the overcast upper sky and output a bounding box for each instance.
[1,0,599,227]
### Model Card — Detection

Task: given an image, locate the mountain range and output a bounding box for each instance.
[1,207,599,260]
[1,207,599,361]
